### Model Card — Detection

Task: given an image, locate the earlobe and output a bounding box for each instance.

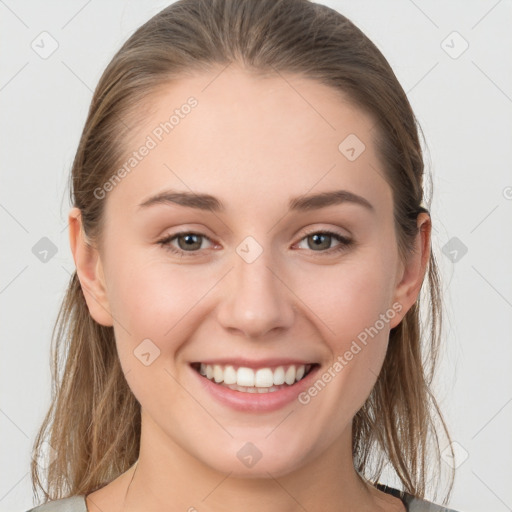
[68,207,113,327]
[389,213,431,329]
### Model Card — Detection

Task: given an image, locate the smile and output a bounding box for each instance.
[191,362,316,393]
[189,356,322,411]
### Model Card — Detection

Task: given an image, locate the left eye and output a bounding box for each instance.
[157,230,353,257]
[296,230,352,253]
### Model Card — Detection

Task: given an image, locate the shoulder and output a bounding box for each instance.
[24,495,87,512]
[375,483,463,512]
[404,494,462,512]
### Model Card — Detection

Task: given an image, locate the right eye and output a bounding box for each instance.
[157,232,215,256]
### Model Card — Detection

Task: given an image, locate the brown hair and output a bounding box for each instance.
[31,0,455,505]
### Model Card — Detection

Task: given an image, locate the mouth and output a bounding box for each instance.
[190,362,319,394]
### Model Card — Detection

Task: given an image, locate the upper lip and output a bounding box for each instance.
[191,358,318,369]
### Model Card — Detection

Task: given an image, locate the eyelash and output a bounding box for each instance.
[157,229,353,258]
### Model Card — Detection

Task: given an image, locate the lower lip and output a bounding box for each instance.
[190,364,320,413]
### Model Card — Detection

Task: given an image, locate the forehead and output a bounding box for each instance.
[106,65,392,218]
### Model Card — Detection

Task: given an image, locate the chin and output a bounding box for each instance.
[197,437,309,479]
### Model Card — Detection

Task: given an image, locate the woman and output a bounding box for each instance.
[26,0,462,510]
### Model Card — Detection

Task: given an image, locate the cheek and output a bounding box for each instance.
[297,248,397,399]
[106,253,208,339]
[105,257,202,409]
[296,263,395,428]
[298,250,397,343]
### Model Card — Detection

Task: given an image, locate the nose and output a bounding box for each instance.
[216,245,296,339]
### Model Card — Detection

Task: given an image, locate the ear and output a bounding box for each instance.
[68,207,113,327]
[389,213,431,329]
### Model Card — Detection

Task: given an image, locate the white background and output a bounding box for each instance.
[1,1,511,511]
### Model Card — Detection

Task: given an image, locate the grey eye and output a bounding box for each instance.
[176,233,204,251]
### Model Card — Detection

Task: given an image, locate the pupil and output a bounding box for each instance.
[180,234,200,250]
[311,233,329,250]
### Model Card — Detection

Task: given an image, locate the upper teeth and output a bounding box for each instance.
[199,363,311,387]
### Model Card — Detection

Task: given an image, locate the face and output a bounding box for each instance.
[71,65,425,479]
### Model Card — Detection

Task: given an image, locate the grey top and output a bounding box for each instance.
[25,495,87,512]
[25,483,461,511]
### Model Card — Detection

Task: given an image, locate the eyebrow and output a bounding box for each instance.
[138,189,375,213]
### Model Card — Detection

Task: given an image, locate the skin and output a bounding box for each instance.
[69,65,430,512]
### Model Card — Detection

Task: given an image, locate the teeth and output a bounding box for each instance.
[213,365,223,383]
[284,366,296,385]
[198,363,312,388]
[273,366,285,385]
[223,365,237,385]
[224,383,287,393]
[237,367,255,387]
[255,368,273,387]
